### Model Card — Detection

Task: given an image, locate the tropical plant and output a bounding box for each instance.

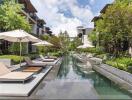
[105,57,132,73]
[58,30,70,54]
[0,0,31,32]
[95,1,132,56]
[88,30,98,47]
[68,37,82,51]
[9,43,27,55]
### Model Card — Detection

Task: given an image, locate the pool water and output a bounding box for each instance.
[58,56,132,99]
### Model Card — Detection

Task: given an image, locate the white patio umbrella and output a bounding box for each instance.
[32,41,53,56]
[0,29,41,66]
[77,44,94,49]
[77,35,94,49]
[32,41,53,46]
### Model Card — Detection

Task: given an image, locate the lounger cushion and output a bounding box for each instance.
[25,57,47,67]
[42,59,55,62]
[40,55,54,60]
[45,56,57,59]
[27,63,46,67]
[24,57,33,65]
[0,72,33,80]
[23,67,42,72]
[0,62,11,76]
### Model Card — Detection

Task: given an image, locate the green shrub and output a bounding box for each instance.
[49,51,63,57]
[9,43,27,55]
[96,53,107,59]
[0,54,39,64]
[0,55,25,64]
[77,47,104,55]
[28,53,39,59]
[105,57,132,73]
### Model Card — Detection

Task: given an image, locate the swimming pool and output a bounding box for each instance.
[58,56,132,99]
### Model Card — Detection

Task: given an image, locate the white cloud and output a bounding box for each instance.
[89,0,95,5]
[31,0,94,37]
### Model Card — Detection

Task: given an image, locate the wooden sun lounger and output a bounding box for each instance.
[39,55,55,62]
[24,57,47,67]
[0,62,33,83]
[22,67,42,73]
[44,56,57,60]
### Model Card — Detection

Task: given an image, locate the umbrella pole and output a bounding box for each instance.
[20,40,22,67]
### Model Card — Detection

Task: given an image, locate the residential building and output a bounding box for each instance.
[77,26,93,44]
[45,27,53,36]
[0,0,51,54]
[18,0,38,53]
[91,4,112,27]
[91,4,111,28]
[37,19,46,37]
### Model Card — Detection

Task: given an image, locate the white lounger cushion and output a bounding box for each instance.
[0,72,33,80]
[0,62,11,76]
[0,62,33,82]
[40,55,54,61]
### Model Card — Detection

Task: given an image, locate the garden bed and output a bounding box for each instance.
[105,57,132,73]
[0,54,39,64]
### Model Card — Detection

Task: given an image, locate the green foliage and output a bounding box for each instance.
[77,47,104,55]
[0,55,25,64]
[9,43,27,55]
[37,34,62,55]
[48,35,61,49]
[96,53,107,59]
[49,51,63,57]
[68,37,82,51]
[115,0,132,4]
[40,34,50,41]
[0,54,38,64]
[0,0,31,32]
[95,1,132,56]
[105,57,132,73]
[37,46,47,54]
[58,30,70,54]
[88,31,98,46]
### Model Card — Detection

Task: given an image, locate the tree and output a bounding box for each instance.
[88,31,98,47]
[69,37,82,51]
[38,34,61,54]
[95,1,132,56]
[115,0,132,4]
[58,30,70,54]
[0,0,31,32]
[9,42,27,55]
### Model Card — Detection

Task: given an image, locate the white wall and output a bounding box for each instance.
[31,24,37,35]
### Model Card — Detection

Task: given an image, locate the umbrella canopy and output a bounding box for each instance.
[77,35,94,49]
[32,41,53,46]
[0,29,41,66]
[0,29,41,42]
[77,44,94,49]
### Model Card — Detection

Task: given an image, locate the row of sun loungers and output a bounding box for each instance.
[0,62,34,83]
[0,55,59,83]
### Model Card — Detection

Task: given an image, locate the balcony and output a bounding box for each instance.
[21,10,37,24]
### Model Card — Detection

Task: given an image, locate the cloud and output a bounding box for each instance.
[89,0,95,5]
[31,0,94,37]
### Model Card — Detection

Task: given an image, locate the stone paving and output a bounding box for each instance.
[35,80,99,99]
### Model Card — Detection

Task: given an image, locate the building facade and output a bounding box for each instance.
[77,26,93,43]
[0,0,52,54]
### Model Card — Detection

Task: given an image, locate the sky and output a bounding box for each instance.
[31,0,114,37]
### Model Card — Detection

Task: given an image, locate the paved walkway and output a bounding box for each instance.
[35,80,99,99]
[0,58,62,100]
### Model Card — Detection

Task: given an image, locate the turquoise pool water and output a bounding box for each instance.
[58,56,132,99]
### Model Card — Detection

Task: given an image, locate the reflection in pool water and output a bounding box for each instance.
[58,56,132,99]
